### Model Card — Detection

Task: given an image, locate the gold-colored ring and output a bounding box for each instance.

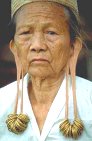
[59,118,84,139]
[6,114,30,134]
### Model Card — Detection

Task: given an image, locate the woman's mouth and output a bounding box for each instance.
[31,58,49,64]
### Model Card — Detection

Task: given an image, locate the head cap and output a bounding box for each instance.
[11,0,79,21]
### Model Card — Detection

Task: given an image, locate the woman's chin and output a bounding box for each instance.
[28,69,52,78]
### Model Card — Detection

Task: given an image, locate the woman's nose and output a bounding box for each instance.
[30,33,47,53]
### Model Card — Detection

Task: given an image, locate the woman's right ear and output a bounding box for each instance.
[9,40,17,56]
[9,40,19,65]
[9,40,22,72]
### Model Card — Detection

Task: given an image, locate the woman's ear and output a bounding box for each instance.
[69,37,83,76]
[70,38,82,68]
[9,40,19,62]
[73,37,82,61]
[9,40,17,55]
[9,40,21,71]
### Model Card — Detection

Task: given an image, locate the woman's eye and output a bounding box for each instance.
[20,31,30,35]
[47,31,57,35]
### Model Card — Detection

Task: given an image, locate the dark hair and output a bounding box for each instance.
[7,18,16,42]
[68,8,87,43]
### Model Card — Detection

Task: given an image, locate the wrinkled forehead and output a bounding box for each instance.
[15,1,69,22]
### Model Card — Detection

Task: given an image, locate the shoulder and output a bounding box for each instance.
[75,76,92,119]
[76,76,92,87]
[0,74,28,108]
[76,76,92,95]
[0,81,17,114]
[0,74,28,99]
[75,76,92,100]
[0,81,17,101]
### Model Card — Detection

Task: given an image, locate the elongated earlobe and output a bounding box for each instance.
[59,38,84,139]
[6,66,30,134]
[9,40,22,80]
[6,41,30,134]
[69,38,84,138]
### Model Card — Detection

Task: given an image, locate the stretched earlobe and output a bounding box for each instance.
[6,41,30,134]
[9,40,21,73]
[59,38,84,139]
[69,37,83,120]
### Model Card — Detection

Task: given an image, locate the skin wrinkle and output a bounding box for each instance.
[15,17,69,38]
[15,22,69,73]
[12,2,72,87]
[10,2,83,43]
[10,2,82,133]
[15,2,69,20]
[14,2,70,33]
[11,2,71,82]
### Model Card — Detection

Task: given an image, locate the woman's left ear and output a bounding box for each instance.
[69,37,83,75]
[73,37,82,61]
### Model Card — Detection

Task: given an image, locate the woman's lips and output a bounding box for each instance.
[31,58,49,63]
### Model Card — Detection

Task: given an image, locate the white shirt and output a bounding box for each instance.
[0,75,92,141]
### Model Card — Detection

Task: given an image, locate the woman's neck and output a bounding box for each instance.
[28,73,65,104]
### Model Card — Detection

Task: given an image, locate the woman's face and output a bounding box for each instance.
[13,2,72,78]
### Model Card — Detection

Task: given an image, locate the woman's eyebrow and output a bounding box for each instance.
[17,25,31,31]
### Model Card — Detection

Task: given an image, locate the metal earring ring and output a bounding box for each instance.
[6,113,30,134]
[59,118,84,139]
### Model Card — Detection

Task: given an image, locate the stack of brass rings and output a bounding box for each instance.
[6,113,30,134]
[59,118,84,139]
[59,63,84,139]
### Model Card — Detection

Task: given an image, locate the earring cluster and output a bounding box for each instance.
[60,119,84,139]
[6,114,29,134]
[59,59,84,139]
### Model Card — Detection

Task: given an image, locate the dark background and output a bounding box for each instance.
[0,0,92,87]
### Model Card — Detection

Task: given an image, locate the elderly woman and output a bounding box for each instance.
[0,0,92,140]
